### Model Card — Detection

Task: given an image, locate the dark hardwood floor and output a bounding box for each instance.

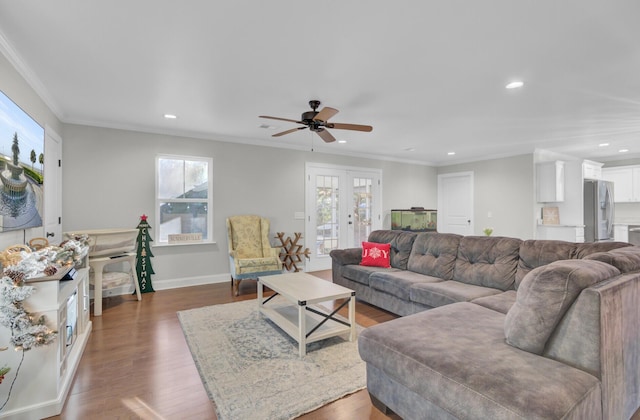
[47,270,640,419]
[47,270,401,419]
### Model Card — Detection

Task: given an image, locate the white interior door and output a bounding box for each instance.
[438,172,474,235]
[305,163,382,272]
[43,126,62,242]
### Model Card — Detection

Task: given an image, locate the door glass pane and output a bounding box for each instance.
[316,175,339,256]
[353,177,373,246]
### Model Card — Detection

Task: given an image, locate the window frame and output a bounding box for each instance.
[155,154,214,246]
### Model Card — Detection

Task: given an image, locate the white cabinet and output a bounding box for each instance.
[537,161,565,203]
[614,224,629,242]
[602,166,640,202]
[0,267,92,420]
[583,160,603,180]
[537,224,585,242]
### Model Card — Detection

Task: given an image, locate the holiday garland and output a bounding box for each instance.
[0,236,89,409]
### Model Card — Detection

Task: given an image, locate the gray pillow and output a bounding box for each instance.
[504,259,620,354]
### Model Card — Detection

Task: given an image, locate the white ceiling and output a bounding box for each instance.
[0,1,639,166]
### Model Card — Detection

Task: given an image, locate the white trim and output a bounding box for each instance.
[0,30,64,119]
[155,154,214,245]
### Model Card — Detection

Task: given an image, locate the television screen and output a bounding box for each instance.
[0,89,44,232]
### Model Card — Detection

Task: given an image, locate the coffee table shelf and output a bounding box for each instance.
[258,272,356,357]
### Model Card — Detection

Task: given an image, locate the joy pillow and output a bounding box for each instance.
[360,241,391,268]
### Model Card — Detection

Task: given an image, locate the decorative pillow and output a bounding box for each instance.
[504,259,620,354]
[360,241,391,268]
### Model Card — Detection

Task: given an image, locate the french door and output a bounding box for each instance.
[305,163,382,271]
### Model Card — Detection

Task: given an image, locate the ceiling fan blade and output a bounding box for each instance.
[259,115,302,124]
[316,128,336,143]
[313,107,339,122]
[273,126,307,137]
[326,122,373,132]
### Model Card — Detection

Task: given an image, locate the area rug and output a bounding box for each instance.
[177,299,366,420]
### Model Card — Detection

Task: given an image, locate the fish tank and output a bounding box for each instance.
[64,228,138,258]
[391,208,437,232]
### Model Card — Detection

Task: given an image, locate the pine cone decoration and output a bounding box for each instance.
[5,269,25,286]
[44,265,58,276]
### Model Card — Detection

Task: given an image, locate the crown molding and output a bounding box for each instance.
[0,29,64,120]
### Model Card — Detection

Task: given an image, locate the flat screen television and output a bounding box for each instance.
[0,89,44,233]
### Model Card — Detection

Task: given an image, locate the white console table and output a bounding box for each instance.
[0,266,92,420]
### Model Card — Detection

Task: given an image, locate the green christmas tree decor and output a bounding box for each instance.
[135,214,155,293]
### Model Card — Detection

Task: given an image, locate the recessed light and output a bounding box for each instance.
[599,143,610,147]
[619,149,629,153]
[505,81,524,89]
[164,114,177,119]
[338,140,347,144]
[447,151,456,156]
[403,147,415,152]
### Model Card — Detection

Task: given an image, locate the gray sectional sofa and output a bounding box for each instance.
[330,230,640,419]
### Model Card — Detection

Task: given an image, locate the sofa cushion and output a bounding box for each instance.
[329,247,362,266]
[584,245,640,273]
[574,241,632,259]
[368,230,417,270]
[407,232,461,279]
[453,236,522,290]
[471,290,517,314]
[516,240,577,289]
[505,259,620,354]
[341,264,401,286]
[409,280,502,308]
[360,241,391,267]
[369,270,442,301]
[359,302,602,419]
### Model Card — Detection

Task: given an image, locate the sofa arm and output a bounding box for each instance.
[330,248,362,266]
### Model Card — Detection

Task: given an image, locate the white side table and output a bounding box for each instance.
[88,252,141,316]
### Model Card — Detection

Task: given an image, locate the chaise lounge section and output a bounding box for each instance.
[330,231,640,419]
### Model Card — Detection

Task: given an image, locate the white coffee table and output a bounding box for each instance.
[258,272,356,357]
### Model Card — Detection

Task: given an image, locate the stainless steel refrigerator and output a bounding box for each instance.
[583,179,615,242]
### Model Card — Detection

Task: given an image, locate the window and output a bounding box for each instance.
[156,155,213,244]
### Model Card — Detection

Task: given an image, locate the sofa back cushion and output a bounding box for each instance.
[574,241,632,259]
[504,259,620,355]
[368,230,417,270]
[584,245,640,273]
[515,240,577,289]
[452,236,522,290]
[407,232,461,279]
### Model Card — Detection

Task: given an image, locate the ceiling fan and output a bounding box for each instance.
[259,100,373,143]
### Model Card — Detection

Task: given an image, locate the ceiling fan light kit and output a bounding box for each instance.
[259,100,373,143]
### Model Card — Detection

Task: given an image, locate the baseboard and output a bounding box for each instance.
[89,273,231,295]
[152,273,230,290]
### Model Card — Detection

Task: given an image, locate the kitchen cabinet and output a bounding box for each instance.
[0,266,92,419]
[582,160,603,180]
[537,161,565,203]
[602,166,640,202]
[614,224,629,242]
[536,224,585,242]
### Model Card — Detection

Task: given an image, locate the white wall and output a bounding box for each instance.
[61,124,437,288]
[437,154,535,239]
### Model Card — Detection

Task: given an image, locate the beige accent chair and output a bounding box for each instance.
[226,215,283,295]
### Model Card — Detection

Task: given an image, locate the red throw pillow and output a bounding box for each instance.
[360,241,391,268]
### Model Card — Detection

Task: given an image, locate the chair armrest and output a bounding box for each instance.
[329,248,362,266]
